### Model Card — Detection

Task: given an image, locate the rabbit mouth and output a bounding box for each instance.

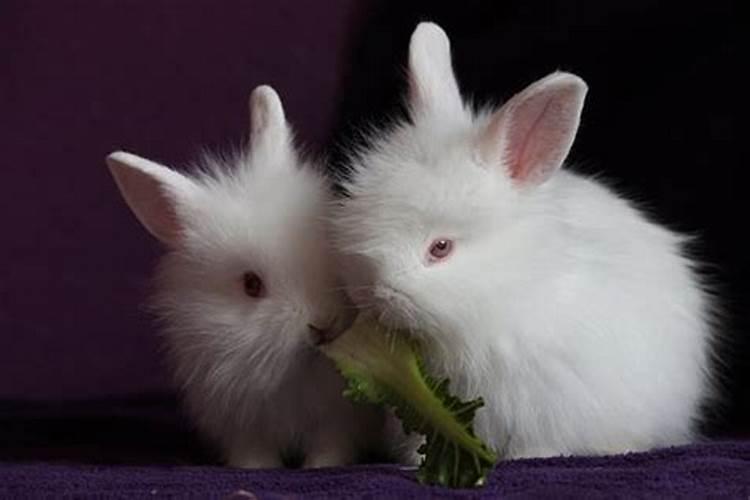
[368,285,426,334]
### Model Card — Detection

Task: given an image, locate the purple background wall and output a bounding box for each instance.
[0,1,366,400]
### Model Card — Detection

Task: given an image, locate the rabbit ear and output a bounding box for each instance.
[407,22,463,119]
[478,72,588,186]
[106,151,196,246]
[249,85,290,158]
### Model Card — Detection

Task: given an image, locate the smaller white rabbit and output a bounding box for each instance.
[107,85,383,468]
[332,22,718,460]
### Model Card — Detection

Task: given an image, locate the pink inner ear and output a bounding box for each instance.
[113,164,183,246]
[508,95,561,181]
[481,74,587,186]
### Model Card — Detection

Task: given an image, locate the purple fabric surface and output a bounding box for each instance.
[0,1,366,400]
[2,441,749,498]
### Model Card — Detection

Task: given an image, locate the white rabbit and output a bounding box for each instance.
[332,22,718,460]
[107,85,384,468]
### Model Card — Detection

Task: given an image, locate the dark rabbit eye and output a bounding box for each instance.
[243,272,265,298]
[427,238,454,262]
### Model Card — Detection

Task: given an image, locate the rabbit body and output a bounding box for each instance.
[108,86,382,468]
[332,24,717,459]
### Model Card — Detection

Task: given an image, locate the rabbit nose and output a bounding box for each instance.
[308,312,355,346]
[308,324,334,346]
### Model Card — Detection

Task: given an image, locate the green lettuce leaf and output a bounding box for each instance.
[321,315,497,488]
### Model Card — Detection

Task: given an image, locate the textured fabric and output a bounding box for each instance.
[1,441,749,498]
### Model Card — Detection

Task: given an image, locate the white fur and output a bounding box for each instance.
[108,85,382,468]
[332,23,717,460]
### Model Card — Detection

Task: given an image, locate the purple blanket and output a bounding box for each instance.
[2,441,749,498]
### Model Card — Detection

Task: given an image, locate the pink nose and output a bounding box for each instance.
[308,324,335,345]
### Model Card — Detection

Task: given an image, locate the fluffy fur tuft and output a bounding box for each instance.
[332,22,718,459]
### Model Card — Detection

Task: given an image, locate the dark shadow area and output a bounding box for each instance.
[0,395,217,465]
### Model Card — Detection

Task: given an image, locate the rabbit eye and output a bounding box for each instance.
[427,238,454,262]
[243,272,265,298]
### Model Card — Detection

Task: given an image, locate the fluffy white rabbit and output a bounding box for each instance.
[107,85,383,468]
[332,22,718,459]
